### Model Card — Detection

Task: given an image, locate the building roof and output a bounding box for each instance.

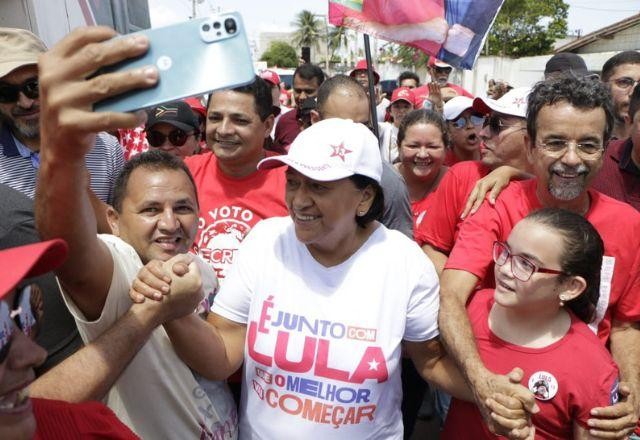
[554,13,640,53]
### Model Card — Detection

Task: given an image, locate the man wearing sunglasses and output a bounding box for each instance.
[417,87,532,272]
[0,27,124,203]
[145,101,200,159]
[601,51,640,141]
[413,58,473,110]
[443,96,482,165]
[438,77,640,438]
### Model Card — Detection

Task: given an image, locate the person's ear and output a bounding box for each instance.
[106,207,120,236]
[310,109,320,125]
[356,185,376,216]
[558,275,587,303]
[263,114,275,138]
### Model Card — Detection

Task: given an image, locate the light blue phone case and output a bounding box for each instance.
[93,12,255,113]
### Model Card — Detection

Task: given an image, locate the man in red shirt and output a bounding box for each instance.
[592,83,640,211]
[272,64,325,150]
[413,58,473,109]
[185,78,288,281]
[438,77,640,438]
[418,86,532,272]
[600,51,640,141]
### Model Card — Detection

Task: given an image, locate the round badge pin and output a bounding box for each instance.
[528,371,558,401]
[156,55,173,71]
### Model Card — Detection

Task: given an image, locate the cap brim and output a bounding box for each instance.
[0,60,37,79]
[388,98,413,108]
[472,96,524,118]
[0,239,68,299]
[147,120,195,132]
[257,156,353,182]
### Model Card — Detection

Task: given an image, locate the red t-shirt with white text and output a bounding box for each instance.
[445,179,640,342]
[185,152,288,281]
[442,290,619,440]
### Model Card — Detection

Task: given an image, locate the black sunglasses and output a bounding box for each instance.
[0,284,41,364]
[146,128,196,148]
[482,115,524,136]
[0,77,39,103]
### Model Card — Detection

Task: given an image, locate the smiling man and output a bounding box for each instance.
[184,78,287,281]
[437,77,640,438]
[0,27,123,202]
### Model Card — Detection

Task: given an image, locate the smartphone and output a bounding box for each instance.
[93,12,255,113]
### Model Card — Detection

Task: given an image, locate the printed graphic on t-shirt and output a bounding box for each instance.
[528,371,558,401]
[195,205,256,280]
[247,295,389,429]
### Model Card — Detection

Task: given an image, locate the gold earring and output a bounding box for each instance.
[559,295,567,306]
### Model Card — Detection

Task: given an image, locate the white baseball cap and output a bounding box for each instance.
[258,118,383,183]
[443,96,474,120]
[473,87,531,118]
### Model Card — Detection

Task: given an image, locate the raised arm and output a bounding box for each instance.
[163,313,246,381]
[34,27,157,319]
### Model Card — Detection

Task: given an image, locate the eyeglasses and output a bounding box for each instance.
[146,129,196,148]
[0,284,41,363]
[536,139,604,159]
[493,241,564,282]
[450,114,484,129]
[482,115,524,136]
[610,77,640,90]
[0,77,39,103]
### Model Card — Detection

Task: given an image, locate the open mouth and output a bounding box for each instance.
[0,386,30,414]
[467,133,478,144]
[293,212,320,223]
[496,278,515,292]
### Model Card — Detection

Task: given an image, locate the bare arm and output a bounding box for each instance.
[461,166,533,219]
[405,338,472,401]
[587,320,640,439]
[35,27,156,320]
[163,313,246,381]
[422,244,448,276]
[30,302,160,402]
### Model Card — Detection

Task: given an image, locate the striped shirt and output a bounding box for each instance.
[0,126,124,203]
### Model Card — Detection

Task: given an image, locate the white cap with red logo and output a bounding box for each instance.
[258,118,382,183]
[473,87,531,118]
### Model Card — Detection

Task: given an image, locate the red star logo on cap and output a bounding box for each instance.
[329,142,352,162]
[512,97,525,107]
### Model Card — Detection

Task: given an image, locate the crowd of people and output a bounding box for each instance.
[0,20,639,440]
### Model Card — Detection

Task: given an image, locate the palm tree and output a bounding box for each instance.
[328,25,348,64]
[291,10,323,51]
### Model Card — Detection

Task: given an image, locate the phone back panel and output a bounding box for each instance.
[94,12,255,113]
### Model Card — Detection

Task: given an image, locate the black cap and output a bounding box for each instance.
[544,53,589,79]
[146,101,199,132]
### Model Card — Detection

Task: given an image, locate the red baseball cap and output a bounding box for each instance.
[428,58,452,69]
[183,97,207,120]
[0,239,68,299]
[260,70,281,87]
[388,87,416,108]
[350,59,380,84]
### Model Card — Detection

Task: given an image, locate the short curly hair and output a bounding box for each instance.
[526,77,614,144]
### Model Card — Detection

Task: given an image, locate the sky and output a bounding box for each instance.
[148,0,639,43]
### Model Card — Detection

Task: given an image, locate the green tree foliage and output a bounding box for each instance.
[292,10,323,50]
[260,41,298,68]
[487,0,568,57]
[328,25,348,62]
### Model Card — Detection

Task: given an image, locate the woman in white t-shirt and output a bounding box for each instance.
[133,118,534,439]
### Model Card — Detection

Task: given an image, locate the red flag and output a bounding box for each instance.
[329,0,504,69]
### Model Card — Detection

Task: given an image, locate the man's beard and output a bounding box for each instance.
[548,162,590,201]
[0,104,40,139]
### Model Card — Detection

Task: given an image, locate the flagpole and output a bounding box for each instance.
[363,33,379,139]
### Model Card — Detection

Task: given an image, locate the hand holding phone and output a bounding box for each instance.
[93,12,255,113]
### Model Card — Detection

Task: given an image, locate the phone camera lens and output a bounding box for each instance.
[213,21,221,29]
[224,18,237,34]
[202,23,211,32]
